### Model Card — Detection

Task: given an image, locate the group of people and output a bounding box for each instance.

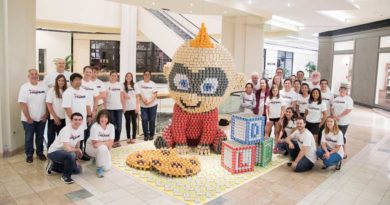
[18,58,158,183]
[241,68,353,172]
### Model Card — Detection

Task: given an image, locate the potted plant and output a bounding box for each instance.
[305,61,317,74]
[65,55,74,71]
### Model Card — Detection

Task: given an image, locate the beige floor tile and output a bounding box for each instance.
[14,193,45,205]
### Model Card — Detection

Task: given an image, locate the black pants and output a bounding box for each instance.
[339,125,349,144]
[124,110,137,139]
[82,124,91,153]
[47,119,66,149]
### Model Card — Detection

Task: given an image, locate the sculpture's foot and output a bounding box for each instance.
[176,144,190,155]
[196,144,210,155]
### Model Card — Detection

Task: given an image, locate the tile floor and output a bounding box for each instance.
[1,105,390,205]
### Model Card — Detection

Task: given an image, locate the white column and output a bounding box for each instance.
[1,0,36,154]
[222,15,265,79]
[119,5,137,82]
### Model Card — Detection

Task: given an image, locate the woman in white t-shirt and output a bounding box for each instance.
[123,72,140,144]
[293,79,301,94]
[254,78,269,116]
[280,79,298,109]
[276,107,297,155]
[46,74,67,148]
[239,83,256,114]
[86,110,115,177]
[104,71,125,148]
[297,83,310,117]
[305,88,327,144]
[332,83,353,159]
[265,85,285,153]
[270,75,283,90]
[316,117,344,170]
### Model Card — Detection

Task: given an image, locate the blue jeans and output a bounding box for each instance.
[316,148,342,167]
[141,105,157,138]
[108,110,123,142]
[48,150,81,178]
[288,140,314,172]
[22,121,46,157]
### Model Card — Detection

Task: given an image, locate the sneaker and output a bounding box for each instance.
[45,159,54,175]
[144,137,149,141]
[336,161,342,170]
[61,176,74,184]
[130,139,136,144]
[273,146,278,154]
[80,154,91,161]
[149,136,154,141]
[322,166,328,170]
[96,167,104,178]
[287,162,292,166]
[38,154,47,161]
[26,156,33,163]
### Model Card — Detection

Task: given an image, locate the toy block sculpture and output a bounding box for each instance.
[221,141,256,174]
[255,137,273,167]
[230,114,266,145]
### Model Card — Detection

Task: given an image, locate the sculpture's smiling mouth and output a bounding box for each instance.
[180,98,202,109]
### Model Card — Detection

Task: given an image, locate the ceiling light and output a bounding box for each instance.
[312,33,319,37]
[189,10,193,13]
[317,10,353,23]
[272,15,305,27]
[151,2,155,5]
[287,3,291,7]
[299,26,305,30]
[248,0,253,5]
[190,3,194,7]
[287,36,317,43]
[353,4,360,9]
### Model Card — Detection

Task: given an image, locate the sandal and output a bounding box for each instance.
[130,139,136,144]
[127,139,131,144]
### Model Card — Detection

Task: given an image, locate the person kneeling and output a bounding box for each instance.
[46,113,84,184]
[86,110,115,178]
[285,117,317,172]
[316,117,344,170]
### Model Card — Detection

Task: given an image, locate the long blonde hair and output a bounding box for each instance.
[324,117,340,135]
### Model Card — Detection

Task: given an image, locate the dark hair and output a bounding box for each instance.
[54,74,67,98]
[245,82,254,88]
[283,78,292,84]
[110,71,118,76]
[96,110,110,126]
[294,79,302,85]
[269,84,280,99]
[91,66,99,71]
[282,107,297,130]
[296,116,306,123]
[124,72,135,93]
[83,66,93,72]
[272,75,283,90]
[260,78,270,93]
[70,73,83,82]
[309,88,322,104]
[301,83,311,95]
[320,79,328,85]
[276,67,283,72]
[297,70,304,75]
[71,112,83,120]
[290,75,297,78]
[144,70,152,75]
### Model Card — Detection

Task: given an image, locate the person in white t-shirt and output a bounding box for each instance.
[91,66,106,111]
[247,72,260,91]
[254,78,269,116]
[332,83,353,159]
[276,107,297,156]
[269,75,283,90]
[318,79,333,142]
[285,117,317,172]
[239,83,256,114]
[296,70,306,83]
[265,85,285,153]
[137,71,158,141]
[305,88,327,144]
[43,58,72,88]
[86,110,115,178]
[317,117,344,170]
[290,75,297,83]
[297,83,310,117]
[280,79,298,109]
[46,113,84,184]
[62,73,92,161]
[46,74,67,148]
[293,79,301,94]
[123,72,140,144]
[81,66,99,116]
[276,67,284,80]
[308,71,321,90]
[18,69,48,163]
[104,71,125,147]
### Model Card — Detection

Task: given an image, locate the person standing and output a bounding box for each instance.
[46,74,67,148]
[280,79,298,109]
[285,117,317,172]
[319,79,333,141]
[62,73,92,161]
[137,71,158,141]
[18,69,48,163]
[293,80,301,94]
[247,72,260,91]
[254,78,269,116]
[46,112,84,184]
[305,88,327,144]
[308,71,321,90]
[296,70,306,83]
[239,83,256,114]
[265,85,285,153]
[91,66,106,111]
[332,83,353,159]
[104,71,125,147]
[43,58,72,88]
[123,72,140,144]
[297,83,310,117]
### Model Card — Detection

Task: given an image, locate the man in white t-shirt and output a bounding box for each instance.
[18,69,49,163]
[81,66,99,116]
[247,72,260,91]
[62,73,92,161]
[297,70,306,83]
[43,58,72,88]
[285,117,317,172]
[308,71,321,90]
[91,66,106,110]
[46,112,84,184]
[137,71,158,141]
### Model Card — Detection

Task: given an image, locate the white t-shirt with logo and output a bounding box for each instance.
[280,89,297,108]
[105,82,123,110]
[92,78,105,105]
[265,97,284,119]
[48,124,84,153]
[297,94,309,114]
[291,129,317,163]
[18,82,47,122]
[239,92,256,114]
[124,84,140,111]
[62,87,91,129]
[258,91,266,115]
[43,70,72,88]
[321,90,334,113]
[321,130,344,158]
[284,120,296,137]
[87,123,115,145]
[306,101,327,123]
[333,95,354,125]
[46,88,65,119]
[81,79,99,112]
[137,80,158,108]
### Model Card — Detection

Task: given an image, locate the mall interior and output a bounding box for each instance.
[1,0,390,204]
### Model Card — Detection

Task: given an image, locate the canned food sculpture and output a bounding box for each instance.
[154,23,244,155]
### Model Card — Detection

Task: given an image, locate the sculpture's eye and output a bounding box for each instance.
[200,78,219,94]
[173,74,190,90]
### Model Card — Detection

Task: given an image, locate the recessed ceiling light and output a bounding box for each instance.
[298,26,305,30]
[317,10,353,23]
[223,11,228,14]
[189,10,193,13]
[287,3,291,7]
[312,33,319,37]
[151,2,155,5]
[248,0,253,5]
[190,3,194,7]
[272,15,305,27]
